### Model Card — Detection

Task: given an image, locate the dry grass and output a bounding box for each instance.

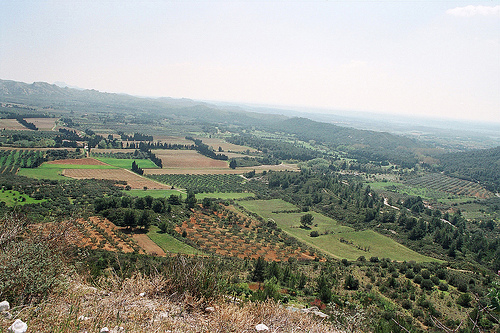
[0,272,342,333]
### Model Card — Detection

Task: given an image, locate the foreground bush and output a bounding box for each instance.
[0,214,74,305]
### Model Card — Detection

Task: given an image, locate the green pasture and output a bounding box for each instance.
[17,162,116,180]
[0,189,46,206]
[18,166,67,180]
[239,199,438,262]
[147,226,204,255]
[95,157,158,169]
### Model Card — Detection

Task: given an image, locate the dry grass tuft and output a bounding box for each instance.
[0,273,343,332]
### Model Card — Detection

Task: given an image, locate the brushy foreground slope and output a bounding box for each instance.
[0,214,342,333]
[2,274,341,333]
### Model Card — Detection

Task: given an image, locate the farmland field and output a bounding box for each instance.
[94,157,159,169]
[18,159,118,180]
[144,163,300,175]
[147,226,204,255]
[0,119,29,130]
[172,206,318,261]
[70,217,143,253]
[147,173,246,192]
[239,199,438,262]
[29,117,57,130]
[404,173,492,199]
[196,137,256,153]
[63,169,171,189]
[0,149,44,168]
[47,158,111,166]
[151,149,228,169]
[17,165,68,180]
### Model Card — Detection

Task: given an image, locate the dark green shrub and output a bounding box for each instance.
[421,269,431,279]
[421,279,434,290]
[344,274,359,290]
[430,276,440,285]
[457,293,472,307]
[402,299,413,309]
[438,282,449,291]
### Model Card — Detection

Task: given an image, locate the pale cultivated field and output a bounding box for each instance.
[29,118,57,130]
[152,136,193,145]
[196,137,256,152]
[63,169,171,189]
[152,149,229,168]
[144,163,300,175]
[0,119,28,130]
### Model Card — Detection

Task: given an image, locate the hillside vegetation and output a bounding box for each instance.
[0,79,499,332]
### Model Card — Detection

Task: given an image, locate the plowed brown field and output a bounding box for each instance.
[62,169,171,189]
[153,150,228,168]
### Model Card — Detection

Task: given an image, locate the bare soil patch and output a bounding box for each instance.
[196,137,256,153]
[63,169,171,189]
[131,232,166,256]
[71,217,141,253]
[29,117,57,130]
[0,119,29,130]
[152,150,229,168]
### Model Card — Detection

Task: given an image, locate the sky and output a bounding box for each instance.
[0,1,499,122]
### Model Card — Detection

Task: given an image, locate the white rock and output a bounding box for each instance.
[8,319,28,333]
[312,310,329,318]
[100,328,110,332]
[255,323,269,331]
[205,306,215,313]
[139,292,145,297]
[0,300,10,312]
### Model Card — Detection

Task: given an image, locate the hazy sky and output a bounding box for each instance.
[1,1,499,122]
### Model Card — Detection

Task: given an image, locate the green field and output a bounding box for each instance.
[17,162,116,180]
[147,226,204,255]
[239,199,438,262]
[0,189,46,206]
[95,157,158,169]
